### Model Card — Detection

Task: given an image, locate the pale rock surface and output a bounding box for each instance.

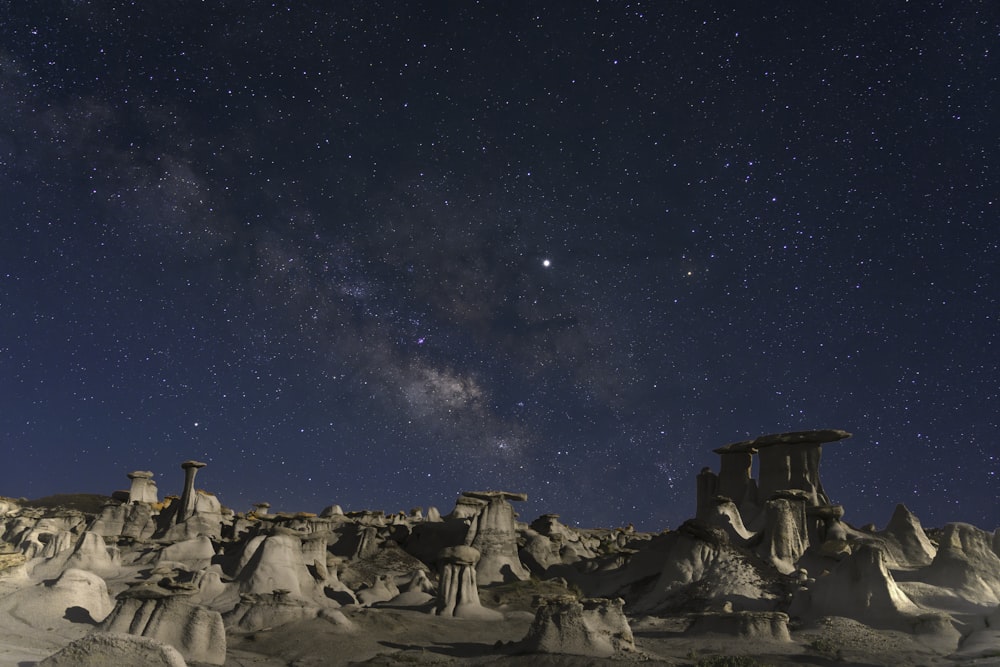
[319,504,344,517]
[3,567,112,628]
[64,531,120,576]
[684,610,791,641]
[636,521,779,614]
[100,592,226,665]
[357,574,400,606]
[90,502,157,541]
[223,591,323,632]
[702,496,754,543]
[755,493,809,574]
[38,632,187,667]
[157,535,216,570]
[462,491,530,585]
[516,595,635,657]
[159,490,224,541]
[434,545,501,620]
[235,530,318,598]
[921,522,1000,605]
[127,470,159,504]
[790,544,927,632]
[386,569,436,607]
[877,503,937,568]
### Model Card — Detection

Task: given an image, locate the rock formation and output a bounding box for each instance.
[433,545,499,619]
[516,595,636,657]
[127,470,159,504]
[789,544,924,631]
[684,610,791,641]
[461,490,530,585]
[38,633,188,667]
[100,589,226,665]
[177,460,207,523]
[0,438,995,666]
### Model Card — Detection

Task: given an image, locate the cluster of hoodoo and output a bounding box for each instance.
[4,428,1000,664]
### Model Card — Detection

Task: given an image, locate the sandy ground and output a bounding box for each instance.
[0,577,988,667]
[218,607,974,666]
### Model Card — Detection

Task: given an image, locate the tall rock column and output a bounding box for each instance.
[461,490,530,585]
[695,468,719,521]
[712,441,757,507]
[178,460,207,523]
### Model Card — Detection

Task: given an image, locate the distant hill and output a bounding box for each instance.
[23,493,114,514]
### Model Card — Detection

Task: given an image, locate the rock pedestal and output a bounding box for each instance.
[127,471,158,504]
[462,491,530,585]
[433,545,499,619]
[177,461,207,523]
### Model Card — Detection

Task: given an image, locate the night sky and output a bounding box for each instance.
[2,2,997,531]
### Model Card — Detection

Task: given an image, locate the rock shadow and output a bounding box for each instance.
[63,605,99,625]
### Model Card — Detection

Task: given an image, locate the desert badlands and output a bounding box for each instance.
[2,429,1000,666]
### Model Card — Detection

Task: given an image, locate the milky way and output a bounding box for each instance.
[1,3,997,529]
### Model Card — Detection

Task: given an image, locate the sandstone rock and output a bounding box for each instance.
[921,522,1000,605]
[879,503,936,568]
[685,610,791,641]
[223,591,323,632]
[756,494,809,574]
[177,460,207,523]
[433,545,500,619]
[702,496,754,543]
[357,574,400,606]
[100,592,226,665]
[127,471,159,504]
[4,567,113,628]
[711,440,758,510]
[517,596,635,657]
[790,544,923,631]
[635,521,780,614]
[38,632,187,667]
[157,535,215,570]
[235,531,317,598]
[461,491,530,585]
[65,531,120,575]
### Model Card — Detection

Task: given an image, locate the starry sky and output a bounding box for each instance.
[1,2,997,531]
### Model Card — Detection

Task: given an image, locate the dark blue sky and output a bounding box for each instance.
[1,2,997,530]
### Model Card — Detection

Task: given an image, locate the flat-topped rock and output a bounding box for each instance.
[713,440,758,455]
[180,460,207,469]
[751,429,852,447]
[461,490,528,502]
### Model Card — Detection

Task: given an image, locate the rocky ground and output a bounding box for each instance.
[3,439,1000,666]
